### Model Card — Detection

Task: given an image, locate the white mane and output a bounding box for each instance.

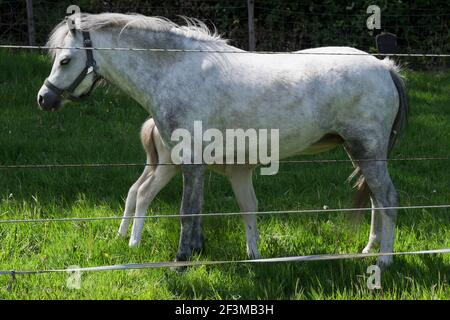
[47,13,227,59]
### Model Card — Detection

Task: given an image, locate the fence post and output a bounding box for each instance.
[247,0,255,51]
[25,0,36,45]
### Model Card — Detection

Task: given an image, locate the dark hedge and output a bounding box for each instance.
[1,0,448,69]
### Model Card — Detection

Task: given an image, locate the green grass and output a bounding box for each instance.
[0,50,449,299]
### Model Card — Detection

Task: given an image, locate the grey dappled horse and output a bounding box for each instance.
[37,13,407,267]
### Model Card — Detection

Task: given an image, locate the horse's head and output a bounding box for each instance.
[37,26,99,111]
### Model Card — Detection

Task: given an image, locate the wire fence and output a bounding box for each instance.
[0,204,449,277]
[0,154,448,276]
[0,44,449,276]
[1,204,449,224]
[2,248,450,276]
[1,0,449,68]
[1,44,450,58]
[0,1,449,281]
[0,156,449,169]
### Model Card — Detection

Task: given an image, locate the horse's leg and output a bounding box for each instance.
[191,215,204,252]
[118,161,152,237]
[362,163,398,268]
[129,165,177,247]
[345,138,398,267]
[176,165,206,262]
[228,167,260,259]
[362,198,383,253]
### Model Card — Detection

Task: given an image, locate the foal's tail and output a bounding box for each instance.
[352,62,408,210]
[140,118,159,170]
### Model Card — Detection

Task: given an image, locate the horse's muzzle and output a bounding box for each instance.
[37,86,61,111]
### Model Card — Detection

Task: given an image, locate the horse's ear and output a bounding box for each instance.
[66,17,76,35]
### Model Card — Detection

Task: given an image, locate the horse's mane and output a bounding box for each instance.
[47,13,226,59]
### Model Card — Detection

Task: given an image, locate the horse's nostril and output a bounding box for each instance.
[38,95,43,105]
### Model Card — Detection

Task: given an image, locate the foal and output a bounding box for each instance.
[118,118,260,259]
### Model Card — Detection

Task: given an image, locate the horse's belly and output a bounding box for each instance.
[276,131,343,159]
[299,134,344,155]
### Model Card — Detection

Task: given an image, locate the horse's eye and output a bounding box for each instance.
[60,58,71,65]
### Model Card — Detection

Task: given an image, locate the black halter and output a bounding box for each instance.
[45,31,99,101]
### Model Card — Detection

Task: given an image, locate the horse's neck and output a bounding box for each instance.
[92,29,230,112]
[92,30,161,109]
[91,29,240,145]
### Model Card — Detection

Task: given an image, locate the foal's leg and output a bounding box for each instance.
[362,198,383,253]
[118,160,152,237]
[228,167,261,259]
[176,165,206,262]
[129,165,177,247]
[361,162,398,267]
[346,139,398,267]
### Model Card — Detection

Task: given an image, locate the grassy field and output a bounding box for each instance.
[0,50,449,299]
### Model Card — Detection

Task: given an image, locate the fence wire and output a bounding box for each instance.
[1,248,450,276]
[0,204,449,224]
[1,44,450,57]
[0,156,449,170]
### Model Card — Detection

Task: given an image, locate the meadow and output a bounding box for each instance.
[0,50,449,299]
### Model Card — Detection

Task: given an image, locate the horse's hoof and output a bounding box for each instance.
[191,236,204,253]
[128,239,140,248]
[377,255,393,270]
[171,253,190,273]
[175,252,189,261]
[171,265,187,273]
[247,249,261,260]
[191,243,204,254]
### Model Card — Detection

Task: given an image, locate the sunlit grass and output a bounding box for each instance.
[0,50,449,299]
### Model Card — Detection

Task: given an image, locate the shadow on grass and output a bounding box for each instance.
[160,250,450,299]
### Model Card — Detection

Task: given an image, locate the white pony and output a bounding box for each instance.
[37,13,407,267]
[118,118,260,259]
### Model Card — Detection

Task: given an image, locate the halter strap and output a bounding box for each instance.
[45,31,99,101]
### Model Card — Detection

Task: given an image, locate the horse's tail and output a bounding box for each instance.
[352,60,408,210]
[140,118,159,170]
[387,66,408,154]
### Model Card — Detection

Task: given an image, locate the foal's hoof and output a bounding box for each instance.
[362,237,379,254]
[362,246,372,254]
[116,231,127,239]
